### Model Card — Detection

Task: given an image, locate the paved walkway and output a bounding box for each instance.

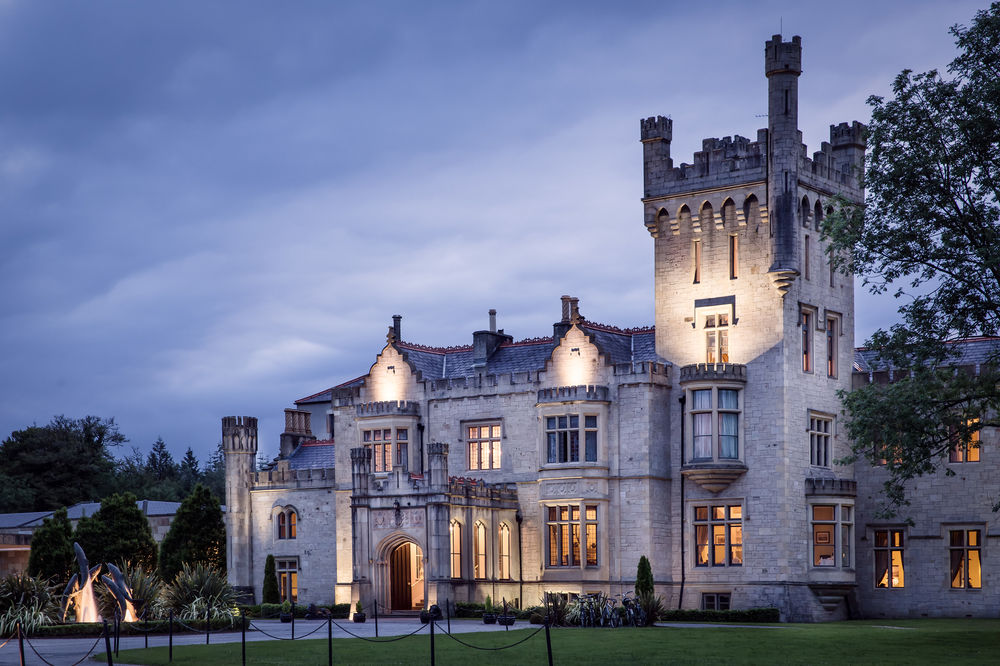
[0,617,526,665]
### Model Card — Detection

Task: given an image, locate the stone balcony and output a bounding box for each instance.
[679,363,747,385]
[681,461,748,493]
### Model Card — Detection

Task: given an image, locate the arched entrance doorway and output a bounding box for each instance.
[389,541,424,611]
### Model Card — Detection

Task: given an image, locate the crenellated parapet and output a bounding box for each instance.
[679,363,747,385]
[251,466,336,489]
[537,385,610,404]
[448,477,519,506]
[805,478,857,497]
[222,416,258,454]
[356,400,420,417]
[643,128,768,200]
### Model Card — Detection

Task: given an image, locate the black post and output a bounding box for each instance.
[16,621,25,666]
[144,608,149,649]
[373,600,379,638]
[114,611,120,657]
[241,615,246,666]
[205,607,210,645]
[544,619,553,666]
[103,619,114,666]
[327,616,333,666]
[446,599,451,634]
[291,602,295,640]
[429,618,435,666]
[168,610,173,662]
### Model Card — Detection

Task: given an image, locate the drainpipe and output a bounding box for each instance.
[515,509,524,608]
[678,394,686,610]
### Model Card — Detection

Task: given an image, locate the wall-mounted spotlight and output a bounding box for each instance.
[387,365,396,374]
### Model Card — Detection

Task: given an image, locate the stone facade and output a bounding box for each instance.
[224,35,999,621]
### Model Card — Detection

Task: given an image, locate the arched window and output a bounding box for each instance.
[721,198,737,227]
[276,508,297,540]
[498,524,511,580]
[800,196,811,228]
[474,521,487,580]
[743,195,760,227]
[678,204,692,229]
[450,521,462,579]
[656,208,669,234]
[700,202,714,229]
[814,200,824,230]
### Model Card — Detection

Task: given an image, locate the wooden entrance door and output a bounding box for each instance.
[390,543,412,610]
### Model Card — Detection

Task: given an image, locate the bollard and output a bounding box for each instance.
[241,615,246,666]
[144,609,149,649]
[205,607,210,645]
[114,611,120,657]
[291,602,296,640]
[544,619,553,666]
[373,600,379,638]
[103,619,115,666]
[446,599,451,634]
[168,610,173,663]
[429,617,435,666]
[17,621,25,666]
[327,616,333,666]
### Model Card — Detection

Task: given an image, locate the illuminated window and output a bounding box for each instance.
[694,504,742,567]
[826,317,838,378]
[362,428,408,472]
[705,314,730,364]
[545,414,598,464]
[474,521,487,579]
[729,235,739,279]
[809,413,833,467]
[950,423,981,463]
[468,423,502,470]
[874,529,905,588]
[546,504,598,568]
[276,559,298,603]
[801,310,813,372]
[950,529,982,589]
[449,521,462,579]
[693,238,702,284]
[811,504,852,568]
[498,524,511,580]
[276,508,297,540]
[702,593,731,610]
[689,388,740,460]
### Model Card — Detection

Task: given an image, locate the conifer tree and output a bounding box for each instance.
[635,555,653,597]
[157,484,225,583]
[27,507,75,585]
[74,492,157,570]
[262,554,280,604]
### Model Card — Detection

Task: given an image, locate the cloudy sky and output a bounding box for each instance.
[0,0,989,463]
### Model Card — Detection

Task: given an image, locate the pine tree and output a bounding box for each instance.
[262,554,280,604]
[74,492,157,570]
[27,507,75,586]
[158,484,225,582]
[635,555,653,597]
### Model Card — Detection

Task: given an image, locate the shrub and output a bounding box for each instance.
[0,573,61,637]
[659,607,781,623]
[543,592,571,626]
[636,555,654,597]
[259,602,283,618]
[262,555,280,605]
[637,590,663,626]
[160,563,236,621]
[328,603,350,619]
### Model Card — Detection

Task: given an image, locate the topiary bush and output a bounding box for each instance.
[635,555,654,597]
[262,555,280,605]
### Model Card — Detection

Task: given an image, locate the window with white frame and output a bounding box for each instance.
[949,529,982,589]
[449,521,462,579]
[545,414,598,464]
[809,413,833,467]
[690,388,740,461]
[546,504,598,568]
[276,558,298,602]
[874,528,905,588]
[705,314,730,364]
[694,504,742,567]
[811,504,852,568]
[468,423,502,470]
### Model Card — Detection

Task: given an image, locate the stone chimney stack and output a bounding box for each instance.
[473,309,511,368]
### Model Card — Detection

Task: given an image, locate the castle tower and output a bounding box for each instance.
[765,34,802,292]
[222,416,258,591]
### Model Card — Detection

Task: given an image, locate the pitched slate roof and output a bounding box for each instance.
[288,440,336,469]
[0,511,51,529]
[853,337,1000,373]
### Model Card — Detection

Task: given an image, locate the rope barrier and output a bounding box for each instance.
[68,635,106,666]
[22,634,58,666]
[329,617,429,643]
[246,620,327,641]
[0,637,10,650]
[432,622,546,651]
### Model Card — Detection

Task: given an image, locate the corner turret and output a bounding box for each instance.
[222,416,258,594]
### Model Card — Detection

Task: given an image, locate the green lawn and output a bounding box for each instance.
[110,619,1000,665]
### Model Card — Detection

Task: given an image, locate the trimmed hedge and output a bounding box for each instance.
[238,603,350,619]
[32,617,237,637]
[453,602,537,620]
[658,607,780,623]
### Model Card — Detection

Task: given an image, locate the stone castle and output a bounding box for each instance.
[223,35,998,621]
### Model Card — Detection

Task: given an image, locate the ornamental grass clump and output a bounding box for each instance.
[0,573,61,636]
[161,563,236,621]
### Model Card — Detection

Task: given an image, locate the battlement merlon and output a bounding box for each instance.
[640,116,672,142]
[765,34,802,77]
